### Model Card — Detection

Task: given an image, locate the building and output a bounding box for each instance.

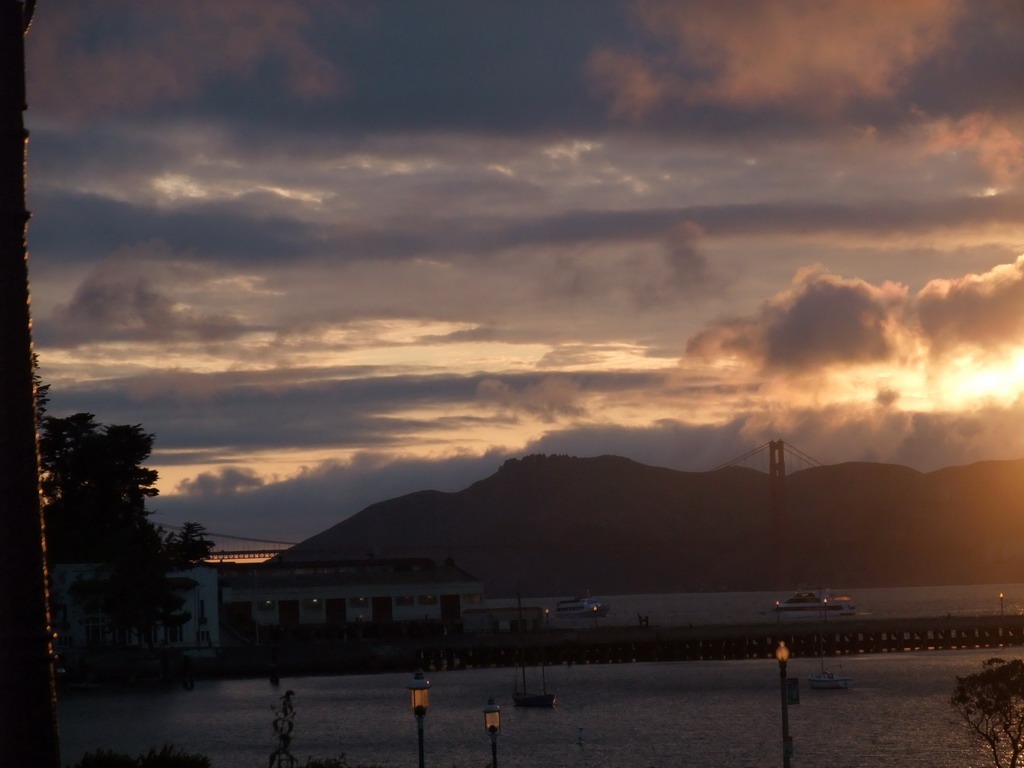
[219,557,483,633]
[51,563,220,651]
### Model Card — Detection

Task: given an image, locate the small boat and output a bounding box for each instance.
[554,595,610,618]
[513,595,555,708]
[773,589,856,617]
[513,683,556,708]
[808,670,854,689]
[808,616,853,689]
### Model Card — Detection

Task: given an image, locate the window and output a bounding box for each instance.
[463,593,483,604]
[417,595,437,606]
[395,595,415,607]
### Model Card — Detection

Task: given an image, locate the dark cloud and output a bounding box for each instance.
[30,192,331,268]
[177,467,266,498]
[48,247,245,346]
[44,369,664,454]
[687,270,903,371]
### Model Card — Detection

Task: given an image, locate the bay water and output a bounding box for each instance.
[58,584,1024,768]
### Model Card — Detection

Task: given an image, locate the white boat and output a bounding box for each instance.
[773,589,856,617]
[554,595,610,618]
[808,613,854,689]
[808,670,854,689]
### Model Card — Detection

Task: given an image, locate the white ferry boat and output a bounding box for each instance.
[554,595,610,618]
[773,589,856,617]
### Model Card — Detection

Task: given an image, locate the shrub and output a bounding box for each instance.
[301,756,386,768]
[139,745,212,768]
[74,750,138,768]
[71,745,211,768]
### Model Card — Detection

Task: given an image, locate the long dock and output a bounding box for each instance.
[412,614,1024,672]
[73,614,1024,682]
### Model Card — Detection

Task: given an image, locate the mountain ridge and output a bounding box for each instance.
[285,454,1024,597]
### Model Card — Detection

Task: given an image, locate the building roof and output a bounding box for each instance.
[218,557,482,591]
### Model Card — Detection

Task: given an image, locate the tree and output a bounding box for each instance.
[952,657,1024,768]
[165,522,215,569]
[39,412,186,643]
[39,412,159,564]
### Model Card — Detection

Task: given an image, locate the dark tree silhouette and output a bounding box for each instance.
[952,657,1024,768]
[39,412,159,564]
[165,521,215,569]
[39,412,189,643]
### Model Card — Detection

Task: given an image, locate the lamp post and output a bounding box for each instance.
[1000,592,1005,616]
[408,669,431,768]
[775,642,793,768]
[483,697,501,768]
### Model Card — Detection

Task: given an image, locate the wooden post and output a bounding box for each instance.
[0,2,61,765]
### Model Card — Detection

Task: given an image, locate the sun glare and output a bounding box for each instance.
[939,349,1024,406]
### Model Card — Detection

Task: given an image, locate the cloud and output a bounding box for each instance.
[590,0,963,119]
[49,243,245,346]
[917,255,1024,354]
[156,398,1024,542]
[587,49,671,122]
[158,450,513,540]
[177,467,266,498]
[923,112,1024,187]
[28,0,341,120]
[476,377,587,421]
[687,267,908,371]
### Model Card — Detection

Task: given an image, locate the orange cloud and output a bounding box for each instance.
[28,0,342,119]
[587,49,673,122]
[591,0,962,117]
[917,255,1024,353]
[924,112,1024,186]
[687,268,908,371]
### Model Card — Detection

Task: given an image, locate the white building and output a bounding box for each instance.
[51,563,220,651]
[219,557,483,631]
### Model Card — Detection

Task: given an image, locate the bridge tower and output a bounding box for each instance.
[769,439,790,586]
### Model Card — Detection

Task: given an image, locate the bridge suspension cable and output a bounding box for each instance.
[158,523,298,561]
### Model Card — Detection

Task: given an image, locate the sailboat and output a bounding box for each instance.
[808,606,853,689]
[513,659,556,707]
[513,595,556,707]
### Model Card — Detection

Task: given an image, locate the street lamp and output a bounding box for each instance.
[775,642,793,768]
[408,669,431,768]
[1000,592,1005,616]
[483,697,501,768]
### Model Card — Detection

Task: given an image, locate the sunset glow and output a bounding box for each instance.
[25,1,1024,540]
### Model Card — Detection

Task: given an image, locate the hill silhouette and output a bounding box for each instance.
[284,454,1024,597]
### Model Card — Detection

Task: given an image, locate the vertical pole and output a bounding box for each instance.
[0,2,61,766]
[416,713,425,768]
[769,440,789,587]
[490,734,497,768]
[779,658,791,768]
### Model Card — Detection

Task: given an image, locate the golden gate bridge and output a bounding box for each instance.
[160,524,297,561]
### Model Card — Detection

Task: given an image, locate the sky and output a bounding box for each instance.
[23,0,1024,542]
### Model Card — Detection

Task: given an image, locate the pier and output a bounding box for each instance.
[68,614,1024,682]
[158,613,1024,681]
[411,614,1024,673]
